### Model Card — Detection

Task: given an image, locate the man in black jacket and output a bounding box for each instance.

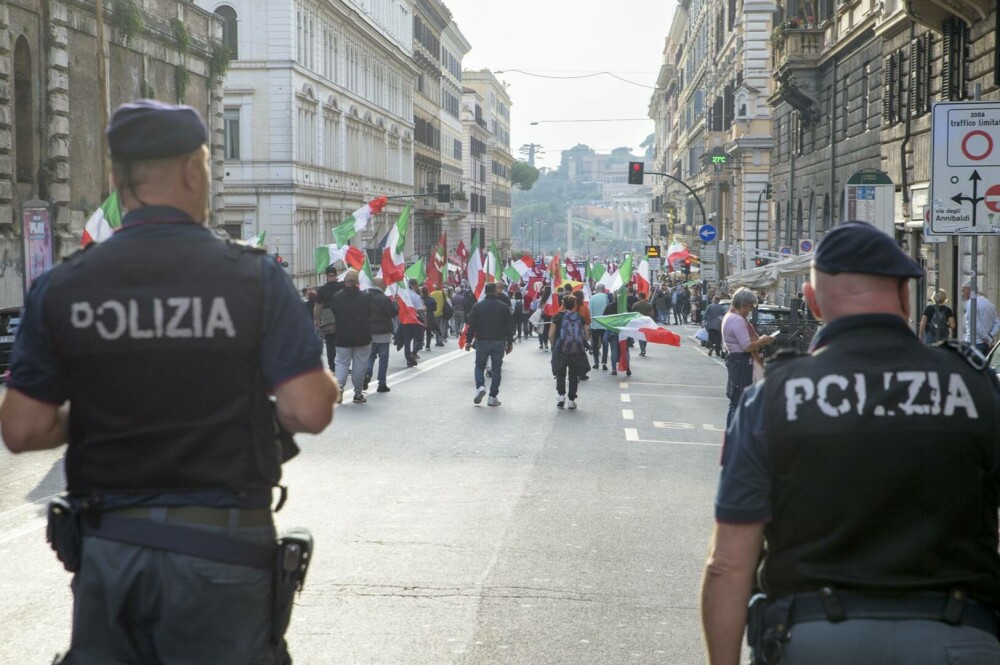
[364,277,399,394]
[330,269,372,404]
[464,282,514,407]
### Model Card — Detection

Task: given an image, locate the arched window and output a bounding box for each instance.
[14,36,34,184]
[822,193,831,232]
[215,6,239,59]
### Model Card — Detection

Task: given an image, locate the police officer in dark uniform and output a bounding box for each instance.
[701,221,1000,665]
[0,100,339,664]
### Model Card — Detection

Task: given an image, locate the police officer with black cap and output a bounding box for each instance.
[701,221,1000,664]
[0,100,339,664]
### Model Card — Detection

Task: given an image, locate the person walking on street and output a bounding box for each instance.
[538,285,553,351]
[721,287,775,427]
[672,287,684,325]
[365,277,399,394]
[429,285,447,344]
[961,282,1000,354]
[465,282,514,407]
[421,286,439,351]
[0,100,339,665]
[550,295,589,409]
[403,278,425,366]
[918,288,956,345]
[630,291,654,356]
[451,287,467,336]
[331,269,373,403]
[702,221,1000,665]
[589,284,611,370]
[703,296,726,357]
[513,291,525,341]
[314,264,343,372]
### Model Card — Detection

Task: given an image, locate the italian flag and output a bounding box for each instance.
[393,285,425,326]
[315,244,365,273]
[608,254,634,308]
[81,192,122,247]
[467,230,486,300]
[358,255,374,290]
[380,204,411,286]
[511,255,534,279]
[486,240,503,283]
[332,196,388,246]
[591,312,681,346]
[242,230,266,248]
[667,242,690,270]
[542,292,561,317]
[548,253,562,288]
[636,259,651,296]
[503,265,522,283]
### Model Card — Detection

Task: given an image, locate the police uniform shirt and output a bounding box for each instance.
[716,313,1000,523]
[8,206,323,506]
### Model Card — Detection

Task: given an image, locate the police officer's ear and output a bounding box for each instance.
[802,282,823,321]
[179,146,210,193]
[897,278,911,321]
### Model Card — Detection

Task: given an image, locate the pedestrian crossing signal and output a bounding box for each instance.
[754,257,770,267]
[683,257,691,275]
[628,161,645,185]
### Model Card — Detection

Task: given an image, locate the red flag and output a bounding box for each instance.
[427,233,446,290]
[542,293,560,317]
[618,340,630,371]
[458,323,470,349]
[381,247,405,286]
[396,289,425,326]
[345,246,366,271]
[548,253,562,289]
[565,258,582,281]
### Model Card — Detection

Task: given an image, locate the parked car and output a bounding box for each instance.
[0,306,22,382]
[714,301,818,358]
[988,339,1000,378]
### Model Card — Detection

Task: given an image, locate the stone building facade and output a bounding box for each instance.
[437,19,469,249]
[3,0,223,306]
[463,69,512,254]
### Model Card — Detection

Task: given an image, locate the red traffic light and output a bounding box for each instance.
[632,163,641,172]
[683,257,692,266]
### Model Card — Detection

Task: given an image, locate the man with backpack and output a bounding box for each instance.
[918,288,956,345]
[549,295,589,410]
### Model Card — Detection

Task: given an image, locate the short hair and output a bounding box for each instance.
[484,282,498,295]
[596,284,606,292]
[934,289,948,305]
[731,287,758,310]
[562,295,576,309]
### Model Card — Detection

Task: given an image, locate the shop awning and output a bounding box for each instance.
[726,253,814,289]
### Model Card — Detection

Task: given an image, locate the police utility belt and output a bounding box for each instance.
[747,587,1000,664]
[46,497,312,643]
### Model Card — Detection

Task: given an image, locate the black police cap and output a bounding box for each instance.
[107,99,208,161]
[813,221,923,279]
[325,265,338,275]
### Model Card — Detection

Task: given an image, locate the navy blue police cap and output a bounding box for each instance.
[813,221,923,279]
[107,99,208,161]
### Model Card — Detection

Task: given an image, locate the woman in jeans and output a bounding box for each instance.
[721,288,775,427]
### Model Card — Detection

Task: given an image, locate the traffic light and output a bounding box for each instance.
[659,223,668,236]
[275,254,289,268]
[765,183,773,199]
[628,161,645,185]
[754,257,770,267]
[437,184,451,203]
[683,256,692,276]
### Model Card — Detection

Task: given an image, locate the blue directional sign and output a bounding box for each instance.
[698,224,717,243]
[779,246,793,257]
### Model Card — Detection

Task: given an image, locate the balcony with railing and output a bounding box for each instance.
[770,24,825,123]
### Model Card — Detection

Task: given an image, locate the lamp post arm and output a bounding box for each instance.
[644,171,708,230]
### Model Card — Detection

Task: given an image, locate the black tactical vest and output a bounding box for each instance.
[43,220,280,496]
[761,319,1000,605]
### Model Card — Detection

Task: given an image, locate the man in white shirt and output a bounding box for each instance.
[589,284,610,370]
[962,282,1000,354]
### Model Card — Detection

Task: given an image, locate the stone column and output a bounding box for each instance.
[47,0,71,231]
[0,0,12,226]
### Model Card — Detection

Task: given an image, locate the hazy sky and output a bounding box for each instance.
[446,1,677,170]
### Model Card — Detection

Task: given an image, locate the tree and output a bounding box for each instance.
[511,160,540,191]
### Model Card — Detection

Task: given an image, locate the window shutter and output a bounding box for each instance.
[909,39,920,118]
[941,21,953,101]
[882,55,893,124]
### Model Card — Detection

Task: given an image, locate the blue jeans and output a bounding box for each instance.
[474,340,506,397]
[367,342,389,384]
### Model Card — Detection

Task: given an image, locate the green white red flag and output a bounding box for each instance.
[486,240,503,283]
[467,230,486,300]
[315,244,365,273]
[81,192,122,246]
[242,230,266,248]
[380,204,411,286]
[427,233,447,290]
[636,259,651,296]
[591,312,681,346]
[332,196,388,246]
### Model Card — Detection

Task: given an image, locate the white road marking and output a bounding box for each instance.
[627,393,729,401]
[703,424,725,432]
[653,421,695,430]
[619,382,629,388]
[620,393,631,403]
[0,518,46,546]
[620,381,723,388]
[622,409,634,420]
[625,428,640,441]
[340,349,466,399]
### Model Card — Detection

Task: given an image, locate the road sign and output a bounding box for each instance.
[922,206,946,244]
[700,263,717,281]
[645,244,660,258]
[844,169,894,235]
[779,246,793,258]
[698,224,717,242]
[799,239,814,253]
[931,101,1000,234]
[648,257,661,271]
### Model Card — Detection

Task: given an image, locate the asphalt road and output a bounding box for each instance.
[0,324,730,664]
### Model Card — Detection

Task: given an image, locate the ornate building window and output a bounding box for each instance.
[215,6,239,59]
[14,36,34,184]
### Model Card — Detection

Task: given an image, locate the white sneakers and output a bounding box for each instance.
[487,396,501,407]
[474,386,487,405]
[566,399,577,410]
[556,395,566,408]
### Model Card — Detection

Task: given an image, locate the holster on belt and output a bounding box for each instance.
[272,527,313,643]
[46,496,83,573]
[746,593,792,665]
